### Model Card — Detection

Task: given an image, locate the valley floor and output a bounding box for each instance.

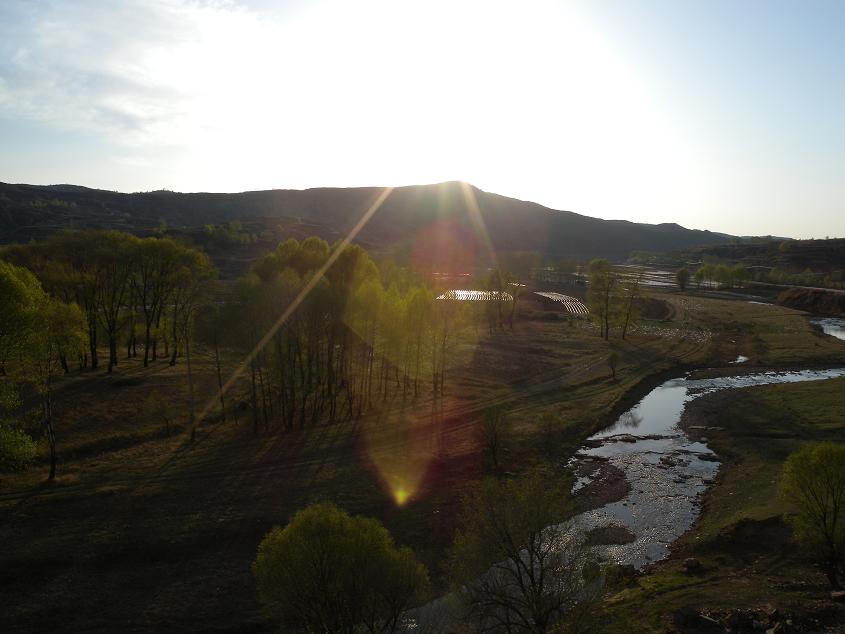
[2,291,844,632]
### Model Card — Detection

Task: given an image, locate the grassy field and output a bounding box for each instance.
[1,290,843,632]
[603,375,845,632]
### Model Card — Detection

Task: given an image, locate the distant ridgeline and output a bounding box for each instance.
[0,181,731,263]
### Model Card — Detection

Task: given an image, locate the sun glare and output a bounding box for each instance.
[112,0,706,222]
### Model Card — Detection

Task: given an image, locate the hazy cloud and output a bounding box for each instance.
[0,0,262,145]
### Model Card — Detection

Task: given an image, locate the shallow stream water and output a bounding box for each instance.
[408,366,845,630]
[812,317,845,342]
[570,368,845,568]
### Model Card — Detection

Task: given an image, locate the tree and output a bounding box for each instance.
[505,271,523,330]
[780,442,845,588]
[607,351,619,381]
[482,407,505,474]
[617,274,641,340]
[91,231,137,373]
[586,259,616,340]
[130,237,181,367]
[0,259,47,374]
[194,300,227,424]
[253,502,429,633]
[675,267,690,292]
[25,299,85,480]
[448,473,600,633]
[0,260,49,476]
[731,264,750,288]
[695,263,718,289]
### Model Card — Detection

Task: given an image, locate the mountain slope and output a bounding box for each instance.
[0,180,731,260]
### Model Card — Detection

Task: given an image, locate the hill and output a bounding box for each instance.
[0,180,732,263]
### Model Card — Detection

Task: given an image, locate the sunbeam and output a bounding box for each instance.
[460,181,498,270]
[192,187,394,430]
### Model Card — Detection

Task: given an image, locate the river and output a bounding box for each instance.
[410,319,845,629]
[569,367,845,568]
[812,317,845,342]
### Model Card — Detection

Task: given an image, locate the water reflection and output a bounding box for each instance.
[813,317,845,342]
[572,367,845,568]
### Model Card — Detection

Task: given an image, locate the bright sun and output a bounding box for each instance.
[137,0,706,223]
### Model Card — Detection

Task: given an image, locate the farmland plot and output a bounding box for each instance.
[534,291,589,316]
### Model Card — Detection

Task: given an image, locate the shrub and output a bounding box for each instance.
[253,502,429,633]
[780,442,845,588]
[0,425,38,473]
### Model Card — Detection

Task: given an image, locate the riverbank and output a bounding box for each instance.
[603,374,845,632]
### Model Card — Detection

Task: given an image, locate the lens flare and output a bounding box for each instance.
[360,403,440,507]
[393,487,410,507]
[193,187,393,430]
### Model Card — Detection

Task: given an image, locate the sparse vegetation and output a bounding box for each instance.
[2,227,844,632]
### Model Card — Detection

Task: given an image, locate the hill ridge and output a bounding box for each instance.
[0,180,731,260]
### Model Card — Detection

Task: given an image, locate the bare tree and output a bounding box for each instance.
[449,473,602,633]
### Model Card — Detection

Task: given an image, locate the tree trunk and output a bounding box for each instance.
[108,336,118,373]
[250,361,259,435]
[44,394,56,482]
[186,333,196,441]
[89,319,98,370]
[213,332,226,423]
[143,323,152,367]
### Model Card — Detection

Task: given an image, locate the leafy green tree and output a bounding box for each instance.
[130,237,182,367]
[617,274,641,340]
[780,442,845,588]
[91,231,137,373]
[25,299,86,480]
[1,260,42,362]
[713,263,731,288]
[675,267,690,291]
[695,263,719,289]
[731,264,750,288]
[0,260,49,476]
[449,473,600,633]
[586,259,617,340]
[0,425,38,473]
[253,502,429,633]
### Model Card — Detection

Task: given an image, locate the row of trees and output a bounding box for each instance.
[763,266,845,290]
[2,230,213,373]
[692,263,750,289]
[230,237,480,430]
[0,260,85,480]
[2,230,526,478]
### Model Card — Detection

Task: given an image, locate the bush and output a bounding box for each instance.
[780,442,845,588]
[0,425,38,473]
[253,502,429,633]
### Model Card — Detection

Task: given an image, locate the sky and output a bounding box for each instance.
[1,0,843,238]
